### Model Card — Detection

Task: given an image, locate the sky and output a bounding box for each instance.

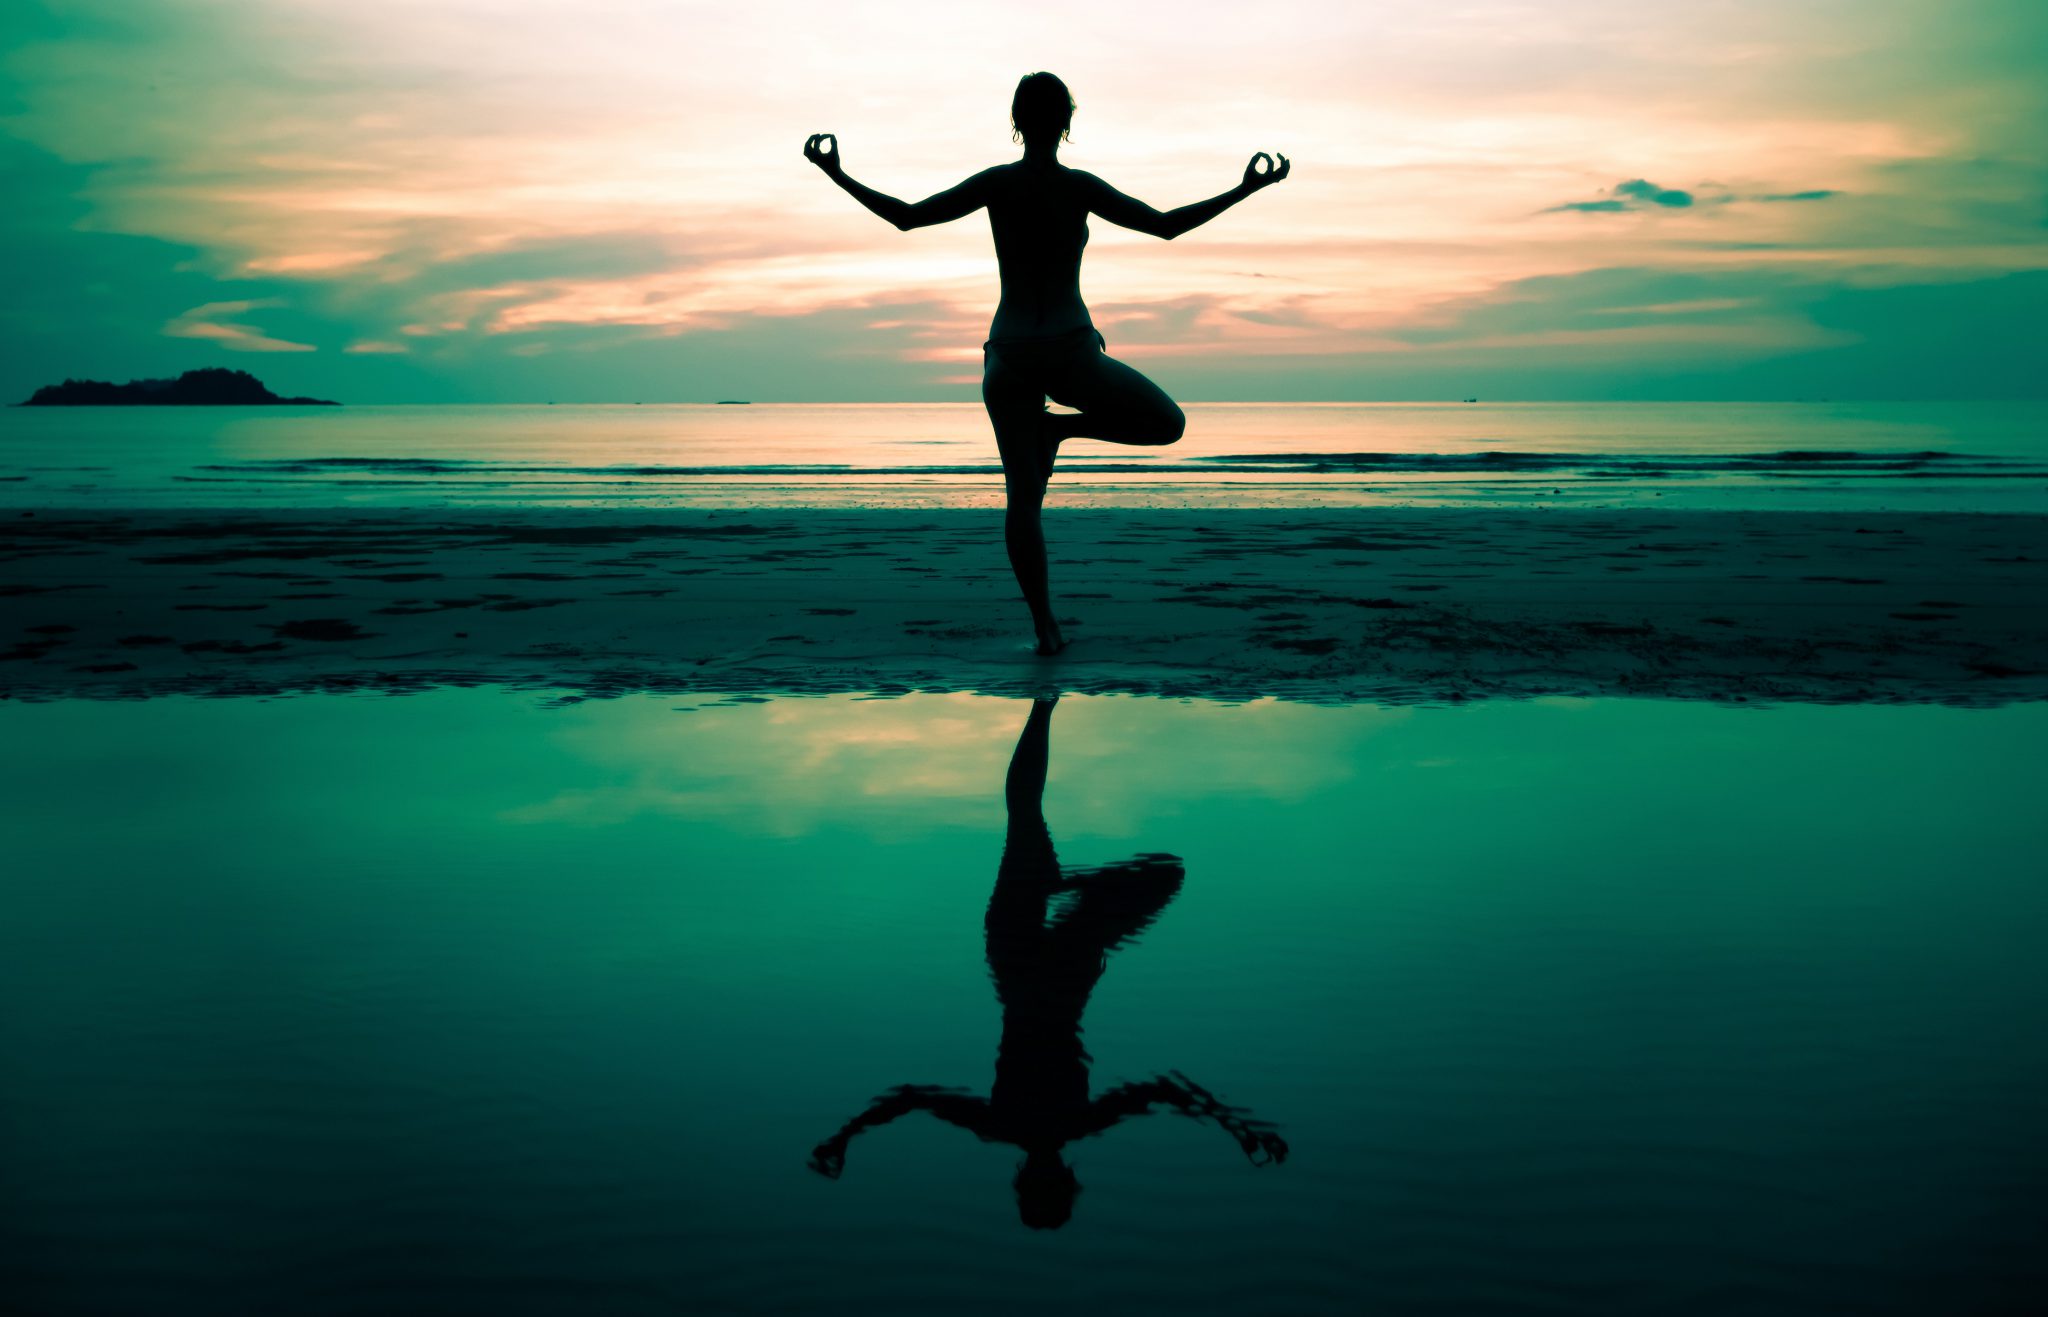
[1,0,2044,402]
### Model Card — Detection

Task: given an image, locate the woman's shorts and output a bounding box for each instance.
[982,326,1108,399]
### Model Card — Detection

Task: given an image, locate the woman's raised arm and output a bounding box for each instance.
[804,133,993,231]
[1079,152,1290,240]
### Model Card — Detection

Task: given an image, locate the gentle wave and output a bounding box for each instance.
[191,449,2042,480]
[10,401,2048,510]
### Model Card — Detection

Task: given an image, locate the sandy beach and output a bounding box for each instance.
[4,506,2043,705]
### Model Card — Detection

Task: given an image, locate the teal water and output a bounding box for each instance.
[4,400,2046,510]
[2,691,2046,1313]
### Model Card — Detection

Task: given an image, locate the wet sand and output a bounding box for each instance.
[3,507,2044,705]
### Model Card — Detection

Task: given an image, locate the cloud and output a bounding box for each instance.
[1548,179,1694,213]
[1617,179,1695,208]
[1361,264,2048,399]
[163,300,317,352]
[1549,178,1845,214]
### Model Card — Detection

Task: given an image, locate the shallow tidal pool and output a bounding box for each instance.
[3,691,2045,1315]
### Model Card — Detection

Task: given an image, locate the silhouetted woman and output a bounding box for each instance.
[807,698,1288,1230]
[804,73,1290,654]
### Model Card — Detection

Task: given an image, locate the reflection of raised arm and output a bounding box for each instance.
[808,1084,992,1178]
[804,133,993,231]
[1086,1072,1290,1166]
[1079,152,1291,241]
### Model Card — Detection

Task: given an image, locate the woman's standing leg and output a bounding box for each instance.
[983,350,1066,654]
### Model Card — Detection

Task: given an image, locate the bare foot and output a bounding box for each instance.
[1034,623,1068,656]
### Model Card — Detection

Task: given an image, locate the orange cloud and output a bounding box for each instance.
[163,300,316,352]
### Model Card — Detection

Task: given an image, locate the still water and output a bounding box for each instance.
[3,691,2045,1313]
[5,400,2047,511]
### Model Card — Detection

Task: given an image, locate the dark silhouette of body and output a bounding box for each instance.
[805,73,1290,654]
[807,698,1288,1230]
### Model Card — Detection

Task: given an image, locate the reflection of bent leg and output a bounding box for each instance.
[1047,350,1186,448]
[1051,853,1185,957]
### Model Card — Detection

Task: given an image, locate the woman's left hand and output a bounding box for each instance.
[1242,151,1291,191]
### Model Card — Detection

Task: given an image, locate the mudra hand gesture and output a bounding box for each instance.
[803,132,844,179]
[1241,151,1291,192]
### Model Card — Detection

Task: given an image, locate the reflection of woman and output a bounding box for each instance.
[808,698,1287,1230]
[804,72,1290,655]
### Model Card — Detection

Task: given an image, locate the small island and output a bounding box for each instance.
[18,368,338,407]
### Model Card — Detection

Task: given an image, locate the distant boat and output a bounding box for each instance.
[717,399,752,405]
[1463,397,1479,403]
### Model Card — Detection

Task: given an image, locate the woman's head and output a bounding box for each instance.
[1011,72,1074,147]
[1013,1150,1079,1230]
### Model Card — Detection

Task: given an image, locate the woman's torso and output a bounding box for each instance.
[985,161,1092,342]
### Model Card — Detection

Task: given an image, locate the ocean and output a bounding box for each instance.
[4,401,2045,511]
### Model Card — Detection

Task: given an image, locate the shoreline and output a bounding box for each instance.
[4,506,2045,706]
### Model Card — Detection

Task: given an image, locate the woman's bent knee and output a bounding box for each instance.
[1141,402,1185,446]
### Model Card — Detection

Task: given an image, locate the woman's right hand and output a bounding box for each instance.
[804,132,844,180]
[1242,151,1291,192]
[807,1139,846,1178]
